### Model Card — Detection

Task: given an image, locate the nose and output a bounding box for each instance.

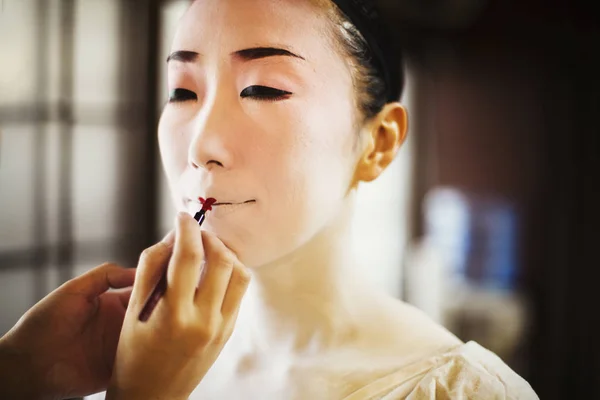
[188,94,235,171]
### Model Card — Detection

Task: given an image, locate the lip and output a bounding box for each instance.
[212,200,256,207]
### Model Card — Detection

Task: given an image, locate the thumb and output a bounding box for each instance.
[64,263,136,300]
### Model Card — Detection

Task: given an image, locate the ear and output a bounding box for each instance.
[353,103,408,183]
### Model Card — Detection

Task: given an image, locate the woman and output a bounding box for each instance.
[102,0,539,398]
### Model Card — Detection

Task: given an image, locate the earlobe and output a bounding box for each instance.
[353,103,408,184]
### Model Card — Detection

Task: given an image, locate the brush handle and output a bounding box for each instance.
[137,210,207,322]
[138,266,169,322]
[195,210,206,226]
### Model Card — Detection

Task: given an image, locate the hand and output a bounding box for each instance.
[107,212,251,400]
[0,263,136,400]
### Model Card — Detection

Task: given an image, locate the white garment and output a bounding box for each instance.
[87,341,537,399]
[342,341,537,400]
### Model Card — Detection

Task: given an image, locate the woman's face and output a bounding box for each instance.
[159,0,360,267]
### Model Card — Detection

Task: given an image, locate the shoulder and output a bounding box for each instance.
[384,341,539,400]
[356,296,463,356]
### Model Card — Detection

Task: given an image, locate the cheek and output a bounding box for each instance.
[254,101,356,225]
[158,114,190,191]
[283,102,356,191]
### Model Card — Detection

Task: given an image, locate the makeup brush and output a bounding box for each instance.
[194,197,216,225]
[138,197,217,322]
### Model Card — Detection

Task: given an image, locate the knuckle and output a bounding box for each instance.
[197,314,221,338]
[212,328,231,346]
[234,266,252,286]
[139,247,155,264]
[194,323,217,345]
[139,242,170,265]
[91,262,121,278]
[168,308,191,334]
[211,247,235,268]
[174,311,225,347]
[180,250,203,267]
[216,253,235,269]
[195,330,212,347]
[88,262,120,279]
[206,313,223,333]
[98,261,118,269]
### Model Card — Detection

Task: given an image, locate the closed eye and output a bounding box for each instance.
[240,85,292,101]
[169,88,197,103]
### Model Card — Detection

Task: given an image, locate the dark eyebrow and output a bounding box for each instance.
[233,47,305,62]
[166,47,305,64]
[166,50,199,63]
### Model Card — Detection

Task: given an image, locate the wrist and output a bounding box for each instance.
[0,337,48,400]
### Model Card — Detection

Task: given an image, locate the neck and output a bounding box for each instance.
[232,192,378,357]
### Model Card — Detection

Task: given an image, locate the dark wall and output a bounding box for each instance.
[403,1,599,398]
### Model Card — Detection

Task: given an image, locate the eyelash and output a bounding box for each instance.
[168,88,197,103]
[240,85,292,101]
[168,86,292,103]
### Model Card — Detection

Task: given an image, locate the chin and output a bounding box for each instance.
[210,232,290,269]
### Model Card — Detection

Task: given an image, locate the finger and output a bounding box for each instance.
[194,231,235,313]
[64,263,136,300]
[130,240,172,312]
[221,260,252,317]
[100,287,133,309]
[168,212,205,304]
[222,300,243,341]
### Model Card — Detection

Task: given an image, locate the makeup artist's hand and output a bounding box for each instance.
[0,263,136,400]
[107,212,251,400]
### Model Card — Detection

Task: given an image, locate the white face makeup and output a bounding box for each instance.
[158,0,361,267]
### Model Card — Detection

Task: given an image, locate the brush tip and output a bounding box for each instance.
[199,197,217,211]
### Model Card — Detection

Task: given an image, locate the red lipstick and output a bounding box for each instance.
[138,197,217,322]
[195,197,217,225]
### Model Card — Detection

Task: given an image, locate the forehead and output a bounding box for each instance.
[173,0,333,58]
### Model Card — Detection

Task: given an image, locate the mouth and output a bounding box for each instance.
[186,198,256,217]
[213,200,256,207]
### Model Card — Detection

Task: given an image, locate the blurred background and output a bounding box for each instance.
[0,1,598,399]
